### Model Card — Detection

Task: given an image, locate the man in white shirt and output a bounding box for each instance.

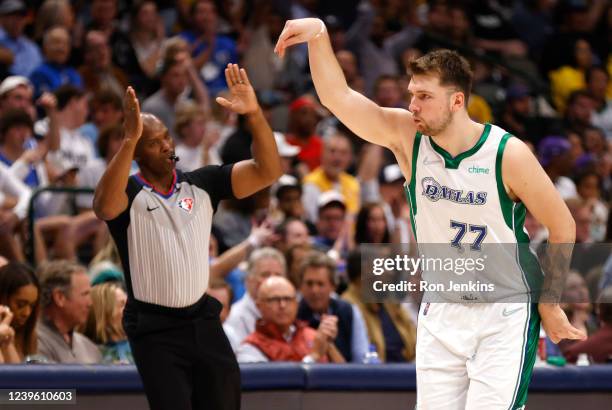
[224,247,286,348]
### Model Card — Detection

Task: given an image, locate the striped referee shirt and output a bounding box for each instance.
[106,165,234,309]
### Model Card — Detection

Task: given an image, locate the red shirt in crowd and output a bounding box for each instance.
[286,134,323,171]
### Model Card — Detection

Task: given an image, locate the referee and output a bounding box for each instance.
[93,64,282,410]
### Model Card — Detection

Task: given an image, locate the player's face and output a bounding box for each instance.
[300,267,333,313]
[408,74,456,136]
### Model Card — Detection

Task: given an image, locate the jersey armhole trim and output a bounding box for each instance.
[405,131,422,241]
[496,133,516,230]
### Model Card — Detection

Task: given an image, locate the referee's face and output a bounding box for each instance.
[136,118,176,174]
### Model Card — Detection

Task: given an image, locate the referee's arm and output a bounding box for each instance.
[216,64,282,199]
[231,108,282,198]
[94,87,141,221]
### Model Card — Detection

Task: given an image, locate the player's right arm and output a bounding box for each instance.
[274,18,414,150]
[93,87,142,221]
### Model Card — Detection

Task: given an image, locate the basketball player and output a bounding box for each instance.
[274,19,586,409]
[93,64,282,410]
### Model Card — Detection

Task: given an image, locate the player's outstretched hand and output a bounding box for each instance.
[274,18,324,58]
[123,86,143,141]
[539,303,587,344]
[215,64,258,115]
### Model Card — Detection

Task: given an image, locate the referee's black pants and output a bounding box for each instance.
[125,295,241,410]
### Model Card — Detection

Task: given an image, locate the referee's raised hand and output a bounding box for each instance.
[123,86,143,141]
[216,64,258,115]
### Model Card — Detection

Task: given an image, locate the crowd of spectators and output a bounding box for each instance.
[0,0,611,365]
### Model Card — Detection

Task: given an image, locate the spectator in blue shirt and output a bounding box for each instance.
[180,0,237,97]
[0,0,43,77]
[29,26,82,98]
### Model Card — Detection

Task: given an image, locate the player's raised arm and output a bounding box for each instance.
[93,87,142,221]
[274,18,413,149]
[502,137,586,344]
[216,64,283,199]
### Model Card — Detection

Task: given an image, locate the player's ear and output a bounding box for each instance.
[450,91,465,113]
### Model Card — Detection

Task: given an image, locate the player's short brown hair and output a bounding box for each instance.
[408,49,473,101]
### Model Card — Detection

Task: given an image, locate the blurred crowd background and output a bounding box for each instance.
[0,0,610,366]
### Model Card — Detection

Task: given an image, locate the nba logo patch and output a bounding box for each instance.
[178,198,194,213]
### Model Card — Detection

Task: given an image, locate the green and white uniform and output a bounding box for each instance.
[405,123,541,410]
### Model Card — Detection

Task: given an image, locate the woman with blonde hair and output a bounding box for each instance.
[81,282,132,364]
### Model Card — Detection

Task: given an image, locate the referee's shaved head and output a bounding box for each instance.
[141,113,166,139]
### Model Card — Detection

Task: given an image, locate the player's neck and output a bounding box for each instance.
[430,116,484,158]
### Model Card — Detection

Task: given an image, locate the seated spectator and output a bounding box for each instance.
[575,170,608,242]
[564,286,612,364]
[127,0,164,96]
[342,251,416,362]
[286,97,323,172]
[296,251,368,363]
[224,247,286,346]
[0,76,35,117]
[208,277,240,351]
[0,109,48,190]
[35,85,95,172]
[179,0,237,96]
[36,260,101,363]
[29,26,82,98]
[561,271,598,337]
[237,276,344,363]
[538,136,577,200]
[271,175,310,229]
[33,0,76,44]
[81,282,131,364]
[207,278,232,323]
[549,38,595,113]
[312,191,348,254]
[142,54,208,138]
[587,66,612,139]
[564,90,596,136]
[78,30,128,96]
[0,0,43,77]
[274,132,301,175]
[174,102,220,171]
[276,218,310,253]
[303,132,360,222]
[355,202,392,245]
[0,262,39,362]
[77,123,128,211]
[79,88,124,149]
[566,197,595,244]
[285,243,312,289]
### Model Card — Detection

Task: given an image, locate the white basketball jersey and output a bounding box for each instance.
[404,123,541,302]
